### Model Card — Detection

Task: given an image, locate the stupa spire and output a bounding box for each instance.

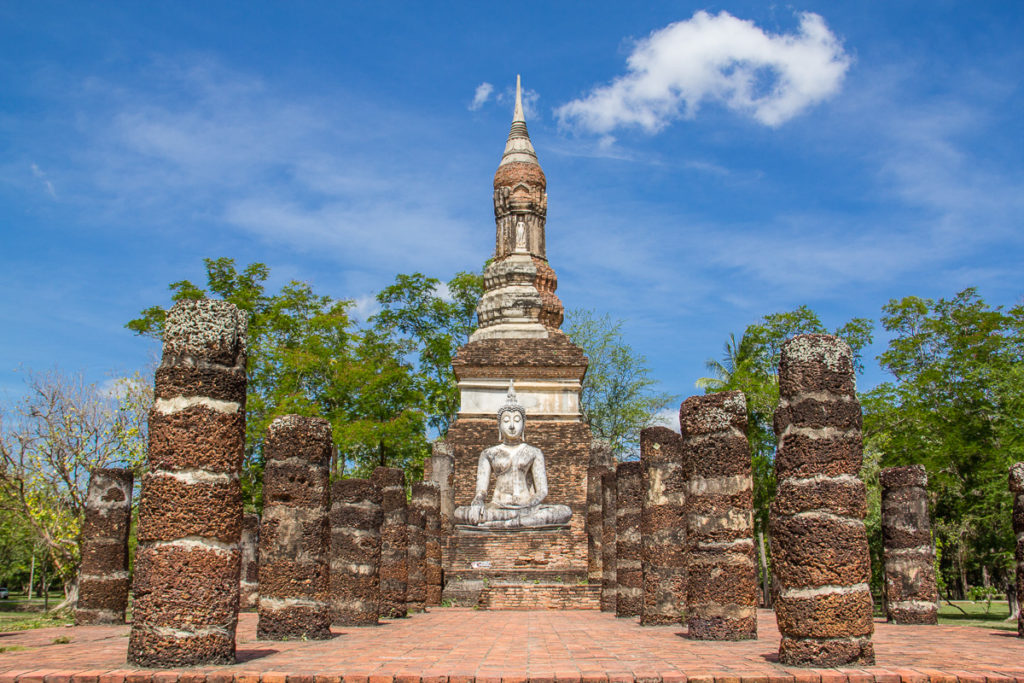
[500,74,538,167]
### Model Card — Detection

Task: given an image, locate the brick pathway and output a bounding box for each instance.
[1,609,1022,683]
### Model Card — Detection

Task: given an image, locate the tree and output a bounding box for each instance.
[564,309,674,459]
[0,370,150,607]
[862,288,1022,599]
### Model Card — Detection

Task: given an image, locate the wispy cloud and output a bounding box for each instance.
[30,162,56,197]
[496,85,540,120]
[469,82,493,111]
[557,11,850,133]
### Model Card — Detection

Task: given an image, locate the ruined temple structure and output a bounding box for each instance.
[239,513,260,610]
[1011,462,1024,638]
[639,427,687,626]
[128,300,247,667]
[330,478,383,626]
[420,483,444,606]
[771,334,874,666]
[76,467,133,626]
[440,76,598,609]
[880,465,938,625]
[407,483,431,613]
[615,461,644,618]
[257,415,333,640]
[679,392,757,640]
[600,469,618,612]
[373,466,409,618]
[588,440,615,585]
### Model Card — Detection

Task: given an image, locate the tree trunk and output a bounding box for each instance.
[758,531,771,607]
[379,441,386,467]
[27,553,35,599]
[1008,580,1020,621]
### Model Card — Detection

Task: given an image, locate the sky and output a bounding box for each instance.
[1,2,1023,418]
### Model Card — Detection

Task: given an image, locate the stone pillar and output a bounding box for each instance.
[407,482,431,613]
[128,299,247,667]
[601,469,617,613]
[771,334,873,666]
[880,465,938,625]
[257,415,333,640]
[239,513,260,610]
[679,392,757,640]
[76,468,133,625]
[588,440,615,584]
[427,440,455,534]
[420,483,444,607]
[1010,462,1024,638]
[330,478,383,626]
[639,427,687,626]
[615,461,643,618]
[372,466,408,618]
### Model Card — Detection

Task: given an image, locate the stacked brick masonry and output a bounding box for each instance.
[426,440,455,534]
[616,461,643,617]
[420,483,444,606]
[1011,462,1024,638]
[587,440,615,584]
[879,465,938,625]
[76,468,133,625]
[448,528,584,571]
[601,469,617,612]
[771,334,874,666]
[257,415,333,640]
[679,392,757,640]
[640,427,687,626]
[329,478,383,626]
[128,299,247,667]
[478,583,601,609]
[372,467,408,618]
[239,513,259,610]
[407,483,430,613]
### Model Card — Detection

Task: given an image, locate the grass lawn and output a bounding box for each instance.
[937,600,1017,631]
[0,593,73,632]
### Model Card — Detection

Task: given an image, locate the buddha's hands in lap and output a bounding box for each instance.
[467,497,486,525]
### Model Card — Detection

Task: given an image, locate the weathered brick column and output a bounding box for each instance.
[239,513,259,610]
[427,440,455,535]
[407,482,431,613]
[257,415,333,640]
[601,469,617,613]
[1011,462,1024,638]
[771,334,874,666]
[128,299,246,667]
[880,465,938,625]
[615,461,643,618]
[330,478,382,626]
[372,466,408,618]
[679,392,757,640]
[76,468,133,625]
[420,482,443,606]
[588,440,615,584]
[640,427,687,626]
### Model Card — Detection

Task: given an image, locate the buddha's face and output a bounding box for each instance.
[499,409,524,440]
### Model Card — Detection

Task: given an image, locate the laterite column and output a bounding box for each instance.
[588,440,615,584]
[407,482,431,613]
[128,299,247,667]
[679,392,757,640]
[640,427,687,625]
[771,334,874,666]
[421,483,443,606]
[239,513,260,610]
[330,478,383,626]
[257,415,333,640]
[427,440,455,534]
[601,469,618,613]
[372,466,408,618]
[76,467,133,625]
[1011,462,1024,638]
[615,461,643,617]
[880,465,938,624]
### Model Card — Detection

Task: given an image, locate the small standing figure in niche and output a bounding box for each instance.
[514,221,528,253]
[454,381,571,529]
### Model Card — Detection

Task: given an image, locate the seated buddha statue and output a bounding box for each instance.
[454,382,572,529]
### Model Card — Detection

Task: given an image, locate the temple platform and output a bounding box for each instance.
[1,609,1022,683]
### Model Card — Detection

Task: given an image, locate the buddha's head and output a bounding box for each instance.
[497,380,526,442]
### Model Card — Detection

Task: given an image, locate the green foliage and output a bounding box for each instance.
[564,309,675,459]
[697,306,874,535]
[863,288,1022,597]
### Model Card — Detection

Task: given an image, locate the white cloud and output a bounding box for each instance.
[557,11,850,133]
[497,86,540,120]
[469,82,493,111]
[30,162,56,197]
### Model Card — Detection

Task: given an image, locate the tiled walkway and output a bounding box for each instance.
[1,609,1022,683]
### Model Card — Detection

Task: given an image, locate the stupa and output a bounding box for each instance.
[437,76,599,609]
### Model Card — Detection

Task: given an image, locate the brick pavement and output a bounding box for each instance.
[1,609,1021,683]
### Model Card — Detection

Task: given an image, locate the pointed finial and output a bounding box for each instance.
[513,74,525,123]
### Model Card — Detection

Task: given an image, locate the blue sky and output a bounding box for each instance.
[2,2,1022,416]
